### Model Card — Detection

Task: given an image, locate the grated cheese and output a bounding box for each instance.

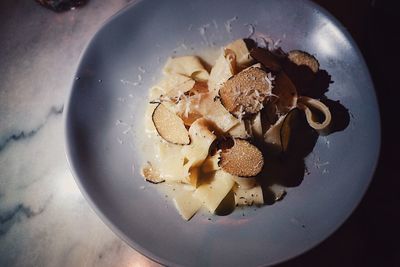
[225,16,238,33]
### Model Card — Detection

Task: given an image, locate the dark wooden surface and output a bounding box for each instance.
[281,0,399,266]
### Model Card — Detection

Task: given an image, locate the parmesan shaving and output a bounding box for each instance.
[225,16,238,33]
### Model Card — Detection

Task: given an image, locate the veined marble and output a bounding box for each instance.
[0,1,159,266]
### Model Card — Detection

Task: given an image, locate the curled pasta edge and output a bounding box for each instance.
[297,96,332,134]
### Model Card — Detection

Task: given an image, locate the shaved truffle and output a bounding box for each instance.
[152,103,190,145]
[141,162,165,184]
[219,139,264,177]
[219,67,272,118]
[288,50,319,73]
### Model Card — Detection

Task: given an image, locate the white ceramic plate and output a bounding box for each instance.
[65,0,380,266]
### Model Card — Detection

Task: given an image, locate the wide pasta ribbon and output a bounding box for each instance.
[297,96,332,135]
[163,56,209,82]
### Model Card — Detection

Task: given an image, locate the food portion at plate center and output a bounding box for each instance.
[141,38,335,220]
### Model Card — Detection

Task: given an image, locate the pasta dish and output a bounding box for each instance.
[141,39,332,220]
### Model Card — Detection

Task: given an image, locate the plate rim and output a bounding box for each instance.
[64,0,381,266]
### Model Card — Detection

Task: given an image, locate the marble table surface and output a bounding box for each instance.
[0,1,159,266]
[0,0,397,266]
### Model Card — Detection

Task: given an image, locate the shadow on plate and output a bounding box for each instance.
[216,57,351,215]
